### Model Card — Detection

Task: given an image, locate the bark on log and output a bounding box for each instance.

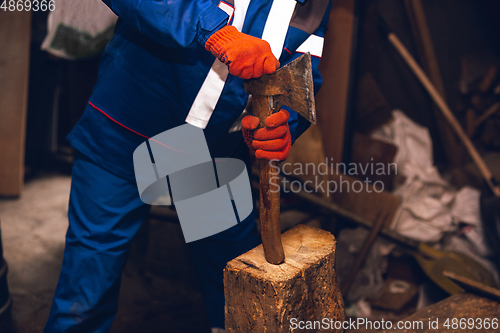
[224,224,345,333]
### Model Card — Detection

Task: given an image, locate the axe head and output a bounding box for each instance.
[244,53,316,124]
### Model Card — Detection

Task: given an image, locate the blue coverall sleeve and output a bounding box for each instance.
[102,0,229,47]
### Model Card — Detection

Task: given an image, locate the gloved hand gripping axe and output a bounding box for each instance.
[244,53,316,264]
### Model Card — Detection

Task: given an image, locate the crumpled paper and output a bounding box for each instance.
[372,111,482,243]
[340,110,497,305]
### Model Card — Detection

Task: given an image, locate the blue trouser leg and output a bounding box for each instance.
[187,211,261,329]
[45,153,151,332]
[45,152,261,332]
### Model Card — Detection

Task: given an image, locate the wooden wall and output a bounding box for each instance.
[0,12,32,196]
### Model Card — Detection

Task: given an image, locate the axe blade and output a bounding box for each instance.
[244,53,316,124]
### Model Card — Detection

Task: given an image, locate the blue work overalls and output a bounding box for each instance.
[45,0,330,331]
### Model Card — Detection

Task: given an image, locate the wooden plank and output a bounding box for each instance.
[466,109,476,137]
[475,102,500,128]
[350,293,500,332]
[316,0,357,164]
[354,73,393,134]
[404,0,447,99]
[443,271,500,302]
[385,29,500,196]
[478,65,498,93]
[0,12,32,196]
[224,224,345,333]
[328,172,401,229]
[351,132,398,191]
[287,120,401,229]
[404,0,462,166]
[341,210,389,295]
[287,2,401,233]
[286,124,329,198]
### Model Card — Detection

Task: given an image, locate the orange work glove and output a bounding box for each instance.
[241,109,291,161]
[205,26,280,79]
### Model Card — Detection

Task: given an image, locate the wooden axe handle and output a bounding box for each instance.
[253,95,285,265]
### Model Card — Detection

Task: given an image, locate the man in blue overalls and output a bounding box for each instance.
[44,0,331,332]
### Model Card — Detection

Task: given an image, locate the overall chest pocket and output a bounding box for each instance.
[283,0,330,59]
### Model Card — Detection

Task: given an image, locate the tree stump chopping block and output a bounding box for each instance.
[224,224,345,333]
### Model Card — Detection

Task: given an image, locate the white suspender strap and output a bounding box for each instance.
[261,0,297,59]
[185,0,297,129]
[185,0,249,129]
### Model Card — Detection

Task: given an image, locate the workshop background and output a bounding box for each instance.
[1,0,500,332]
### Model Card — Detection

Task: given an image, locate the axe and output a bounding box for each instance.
[244,53,316,265]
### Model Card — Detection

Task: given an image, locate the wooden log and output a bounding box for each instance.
[224,224,345,333]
